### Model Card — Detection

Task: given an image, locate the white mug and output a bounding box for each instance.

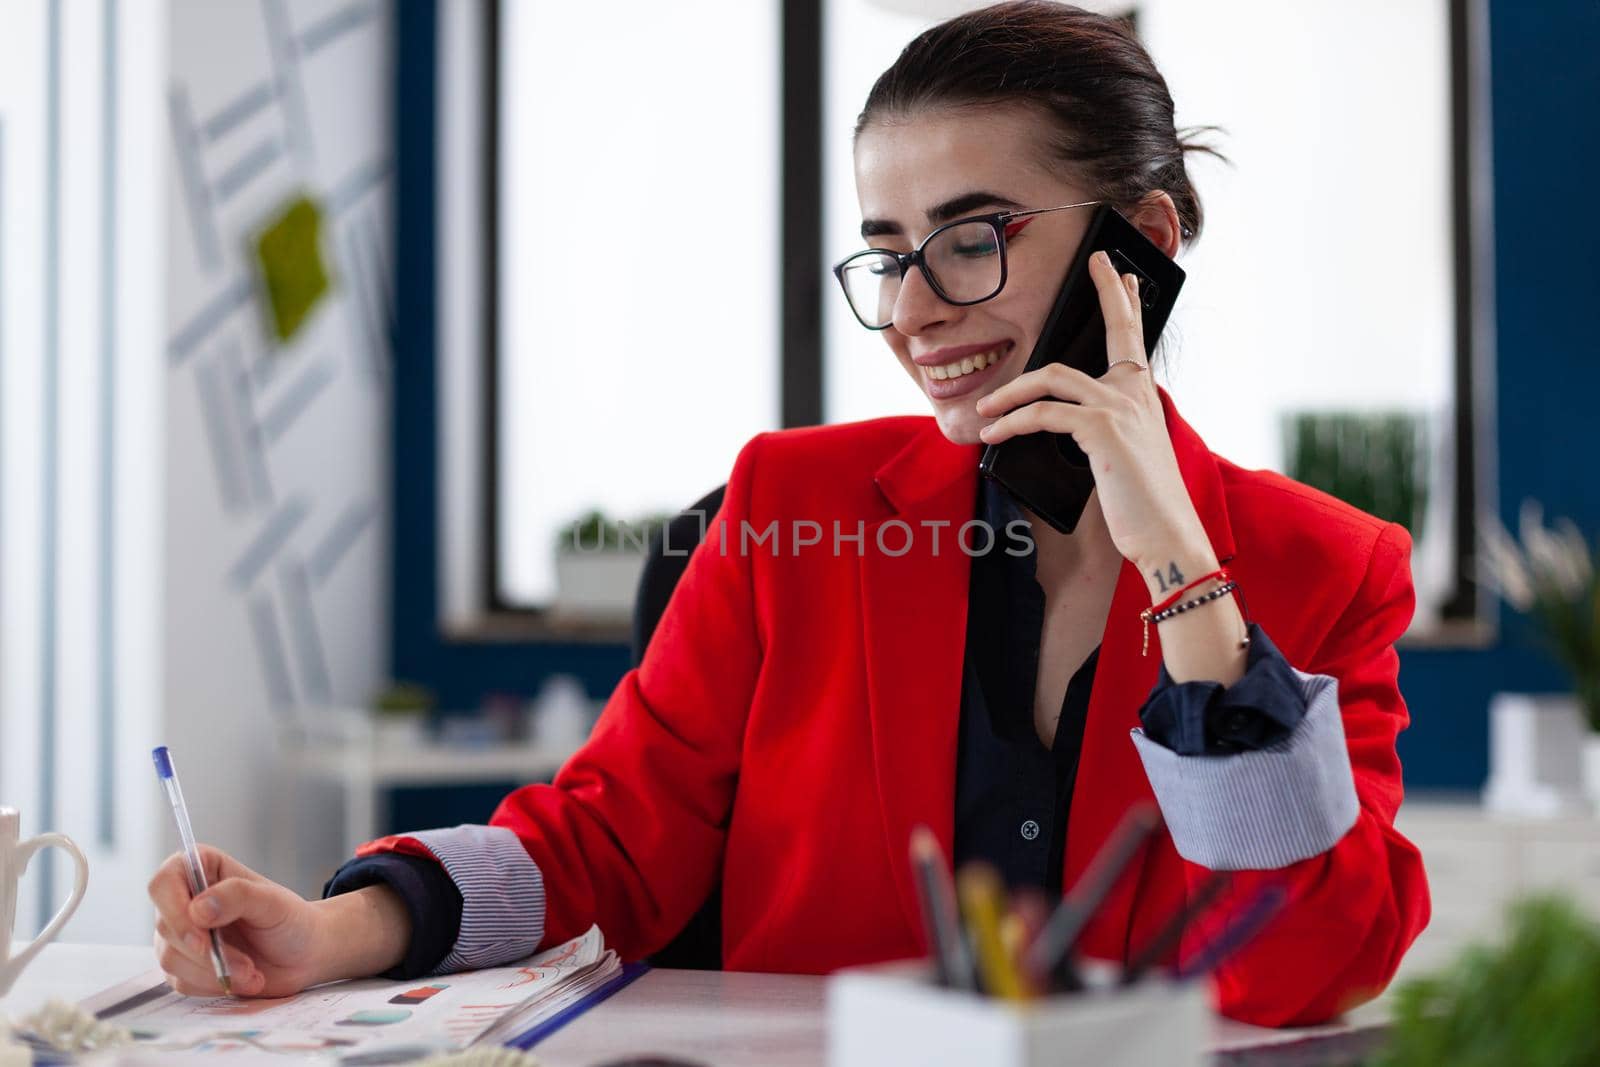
[1,806,89,998]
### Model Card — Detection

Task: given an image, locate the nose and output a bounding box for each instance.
[889,261,953,337]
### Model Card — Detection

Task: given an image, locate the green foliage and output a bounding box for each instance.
[559,509,673,554]
[372,681,434,717]
[1376,896,1600,1067]
[1283,412,1428,538]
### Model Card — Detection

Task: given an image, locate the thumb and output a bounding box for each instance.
[189,876,291,931]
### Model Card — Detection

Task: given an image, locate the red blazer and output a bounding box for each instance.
[488,391,1429,1027]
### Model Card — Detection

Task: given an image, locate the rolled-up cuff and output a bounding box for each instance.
[395,824,547,972]
[1129,669,1358,870]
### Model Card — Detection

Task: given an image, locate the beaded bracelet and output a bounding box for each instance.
[1139,580,1245,656]
[1147,567,1230,617]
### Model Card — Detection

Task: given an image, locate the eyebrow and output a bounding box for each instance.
[859,190,1025,240]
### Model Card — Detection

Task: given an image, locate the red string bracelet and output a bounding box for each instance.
[1139,567,1231,657]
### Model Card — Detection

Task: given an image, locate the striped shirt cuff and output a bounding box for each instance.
[1129,669,1359,870]
[396,825,548,972]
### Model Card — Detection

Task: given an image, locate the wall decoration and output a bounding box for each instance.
[252,193,331,344]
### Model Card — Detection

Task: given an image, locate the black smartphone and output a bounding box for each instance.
[977,205,1185,533]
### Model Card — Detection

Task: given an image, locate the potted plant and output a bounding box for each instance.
[552,509,671,622]
[1377,894,1600,1066]
[370,681,434,748]
[1283,411,1430,538]
[1482,501,1600,812]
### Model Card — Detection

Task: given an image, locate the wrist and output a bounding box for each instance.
[1136,539,1221,604]
[312,885,411,983]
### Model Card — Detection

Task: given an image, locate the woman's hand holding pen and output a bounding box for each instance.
[148,845,410,997]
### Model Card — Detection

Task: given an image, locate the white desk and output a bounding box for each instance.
[5,943,1388,1066]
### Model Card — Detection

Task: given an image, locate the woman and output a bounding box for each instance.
[149,2,1428,1027]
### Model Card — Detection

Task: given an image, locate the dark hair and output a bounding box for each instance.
[856,1,1222,245]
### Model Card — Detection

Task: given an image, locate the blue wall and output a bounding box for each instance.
[392,0,1600,797]
[1394,0,1600,790]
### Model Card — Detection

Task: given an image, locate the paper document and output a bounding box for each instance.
[80,926,620,1062]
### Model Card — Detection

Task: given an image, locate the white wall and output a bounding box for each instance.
[0,0,394,944]
[162,0,395,900]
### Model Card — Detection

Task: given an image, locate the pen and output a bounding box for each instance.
[1119,869,1229,987]
[1026,802,1160,986]
[1177,883,1288,980]
[909,826,977,991]
[151,745,232,996]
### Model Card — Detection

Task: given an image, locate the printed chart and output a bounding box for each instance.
[82,926,614,1060]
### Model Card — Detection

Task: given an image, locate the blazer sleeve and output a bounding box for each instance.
[1172,521,1431,1026]
[483,432,769,960]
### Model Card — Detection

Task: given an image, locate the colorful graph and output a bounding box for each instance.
[389,983,449,1005]
[336,1008,413,1027]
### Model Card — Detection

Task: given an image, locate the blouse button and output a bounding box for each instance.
[1020,820,1041,841]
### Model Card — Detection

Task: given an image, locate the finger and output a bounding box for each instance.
[155,928,263,997]
[156,917,213,971]
[148,853,204,943]
[976,362,1107,416]
[191,875,292,932]
[1089,252,1144,357]
[155,930,228,997]
[1088,251,1134,318]
[977,400,1096,445]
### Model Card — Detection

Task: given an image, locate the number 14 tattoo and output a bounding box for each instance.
[1151,562,1185,593]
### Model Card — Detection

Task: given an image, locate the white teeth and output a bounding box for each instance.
[926,344,1008,382]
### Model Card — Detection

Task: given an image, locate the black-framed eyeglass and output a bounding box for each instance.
[831,200,1101,331]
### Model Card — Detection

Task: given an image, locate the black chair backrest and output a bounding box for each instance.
[631,484,727,970]
[630,484,726,667]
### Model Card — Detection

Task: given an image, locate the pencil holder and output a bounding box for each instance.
[826,961,1206,1067]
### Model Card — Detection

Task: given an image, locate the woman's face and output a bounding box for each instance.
[851,106,1100,445]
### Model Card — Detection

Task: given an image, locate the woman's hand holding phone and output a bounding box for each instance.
[974,249,1213,580]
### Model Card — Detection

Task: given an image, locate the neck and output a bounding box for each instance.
[1026,492,1120,588]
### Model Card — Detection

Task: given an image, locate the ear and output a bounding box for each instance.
[1128,192,1182,259]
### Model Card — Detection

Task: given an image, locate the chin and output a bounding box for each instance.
[931,407,988,446]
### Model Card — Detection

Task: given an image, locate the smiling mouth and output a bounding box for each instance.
[925,342,1013,381]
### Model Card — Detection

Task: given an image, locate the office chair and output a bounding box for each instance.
[632,483,727,971]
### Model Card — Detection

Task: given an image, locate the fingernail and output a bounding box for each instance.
[978,424,993,439]
[197,896,221,922]
[1094,250,1111,266]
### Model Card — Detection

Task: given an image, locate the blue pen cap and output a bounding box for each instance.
[152,745,174,779]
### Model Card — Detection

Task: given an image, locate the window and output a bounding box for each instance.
[492,0,782,610]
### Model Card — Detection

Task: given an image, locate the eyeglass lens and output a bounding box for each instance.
[838,220,1003,328]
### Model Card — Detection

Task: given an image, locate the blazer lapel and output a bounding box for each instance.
[859,422,981,941]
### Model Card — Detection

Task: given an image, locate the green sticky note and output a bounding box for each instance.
[254,194,331,343]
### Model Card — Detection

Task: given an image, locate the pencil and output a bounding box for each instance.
[957,864,1027,1000]
[909,827,977,990]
